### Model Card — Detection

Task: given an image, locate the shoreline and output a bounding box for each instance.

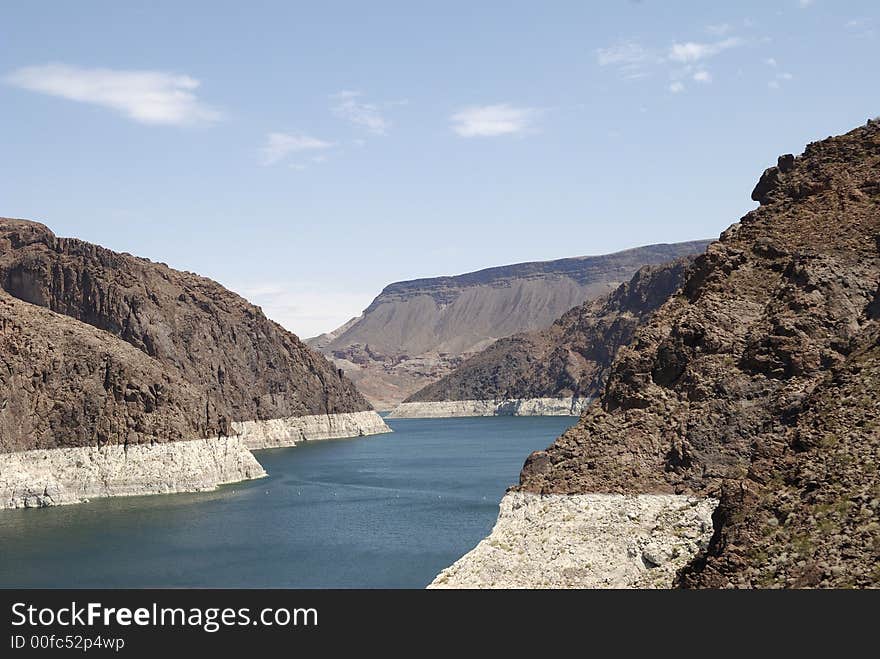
[0,436,266,510]
[387,397,591,418]
[1,410,391,509]
[429,491,718,589]
[232,410,391,450]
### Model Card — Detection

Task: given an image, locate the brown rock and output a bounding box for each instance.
[0,219,372,452]
[406,257,697,404]
[513,120,880,587]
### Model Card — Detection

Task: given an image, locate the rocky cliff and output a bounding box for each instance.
[0,219,388,508]
[309,241,710,408]
[404,257,695,408]
[436,119,880,588]
[0,219,370,422]
[0,289,222,453]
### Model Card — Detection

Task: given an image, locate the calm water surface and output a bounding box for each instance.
[0,416,574,588]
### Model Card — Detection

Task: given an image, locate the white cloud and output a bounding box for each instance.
[4,63,220,125]
[765,57,778,66]
[669,37,742,63]
[596,40,655,80]
[235,281,374,339]
[768,80,780,89]
[331,91,390,135]
[596,40,648,66]
[260,132,333,166]
[777,72,794,80]
[693,70,712,83]
[450,104,538,137]
[798,0,814,8]
[669,81,685,93]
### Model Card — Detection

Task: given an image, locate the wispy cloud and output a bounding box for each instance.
[598,34,746,91]
[596,40,655,80]
[669,37,742,63]
[596,40,649,67]
[331,91,390,135]
[450,104,538,137]
[798,0,814,8]
[4,63,220,125]
[260,132,333,166]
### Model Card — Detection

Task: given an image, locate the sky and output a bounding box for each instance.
[1,1,878,338]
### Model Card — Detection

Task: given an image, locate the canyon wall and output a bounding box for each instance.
[310,241,710,408]
[434,119,880,588]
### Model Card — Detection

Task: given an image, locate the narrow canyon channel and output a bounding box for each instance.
[0,416,576,588]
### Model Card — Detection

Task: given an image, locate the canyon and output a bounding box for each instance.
[309,241,710,409]
[433,119,880,588]
[398,257,696,418]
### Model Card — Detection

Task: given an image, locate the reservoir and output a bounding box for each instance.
[0,416,575,588]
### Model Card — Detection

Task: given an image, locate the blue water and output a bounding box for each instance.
[0,416,574,588]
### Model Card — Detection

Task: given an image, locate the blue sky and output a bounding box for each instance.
[1,1,878,337]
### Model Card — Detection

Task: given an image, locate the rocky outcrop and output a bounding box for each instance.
[407,258,696,406]
[428,492,716,588]
[1,436,264,509]
[233,410,390,449]
[388,397,590,418]
[0,218,387,507]
[437,119,880,588]
[0,290,223,452]
[308,241,710,408]
[0,218,372,423]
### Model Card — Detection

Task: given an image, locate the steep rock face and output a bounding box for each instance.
[0,219,387,507]
[0,290,223,452]
[310,241,710,408]
[515,120,880,587]
[0,219,371,423]
[406,258,695,404]
[679,325,880,588]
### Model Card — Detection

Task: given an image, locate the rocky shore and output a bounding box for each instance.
[0,436,265,509]
[233,410,390,449]
[388,397,590,418]
[429,492,716,588]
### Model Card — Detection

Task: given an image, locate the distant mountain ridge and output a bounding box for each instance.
[308,240,712,408]
[405,256,696,405]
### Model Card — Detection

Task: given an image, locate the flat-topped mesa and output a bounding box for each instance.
[309,239,711,408]
[432,119,880,589]
[397,257,697,418]
[0,218,389,449]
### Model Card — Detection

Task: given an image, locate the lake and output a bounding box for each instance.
[0,416,575,588]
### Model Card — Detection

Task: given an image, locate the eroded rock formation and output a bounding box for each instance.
[308,241,710,408]
[437,119,880,588]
